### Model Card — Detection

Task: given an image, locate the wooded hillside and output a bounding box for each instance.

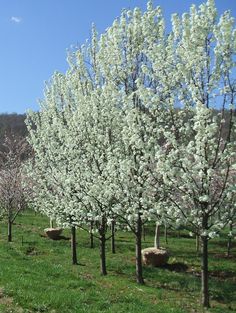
[0,113,27,143]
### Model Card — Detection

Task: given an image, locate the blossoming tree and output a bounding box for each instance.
[97,3,174,284]
[157,0,236,307]
[26,72,86,265]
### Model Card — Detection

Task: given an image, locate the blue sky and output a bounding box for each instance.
[0,0,236,114]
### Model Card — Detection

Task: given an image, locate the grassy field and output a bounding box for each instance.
[0,210,235,313]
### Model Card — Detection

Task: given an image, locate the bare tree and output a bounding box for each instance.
[0,133,31,242]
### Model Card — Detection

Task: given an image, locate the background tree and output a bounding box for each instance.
[0,133,31,242]
[0,113,27,146]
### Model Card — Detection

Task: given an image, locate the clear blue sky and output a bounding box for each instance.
[0,0,235,114]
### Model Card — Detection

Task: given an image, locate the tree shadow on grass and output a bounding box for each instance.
[40,234,70,241]
[162,262,189,272]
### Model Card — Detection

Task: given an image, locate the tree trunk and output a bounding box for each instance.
[71,226,78,265]
[90,221,94,249]
[164,224,168,245]
[50,218,54,228]
[154,222,160,249]
[201,235,210,308]
[99,217,107,275]
[111,220,115,254]
[227,222,233,257]
[196,235,200,254]
[136,213,144,284]
[8,219,12,242]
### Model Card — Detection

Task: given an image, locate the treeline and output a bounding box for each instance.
[0,111,233,143]
[0,113,27,145]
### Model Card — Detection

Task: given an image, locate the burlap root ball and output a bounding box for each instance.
[142,247,169,267]
[44,228,63,240]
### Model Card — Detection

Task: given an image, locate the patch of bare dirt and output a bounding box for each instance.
[0,288,25,312]
[25,246,39,256]
[0,287,13,305]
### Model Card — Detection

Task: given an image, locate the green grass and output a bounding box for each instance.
[0,210,235,313]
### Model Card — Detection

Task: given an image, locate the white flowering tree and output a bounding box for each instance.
[27,27,123,274]
[26,72,86,265]
[157,0,236,307]
[96,3,175,284]
[75,88,120,275]
[63,27,126,275]
[68,83,121,275]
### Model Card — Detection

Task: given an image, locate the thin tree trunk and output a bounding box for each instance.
[100,233,107,275]
[111,220,115,254]
[227,222,233,257]
[8,219,12,242]
[50,218,54,228]
[196,235,200,254]
[99,217,107,275]
[154,222,160,249]
[201,235,210,308]
[71,226,78,265]
[90,221,94,249]
[164,224,168,245]
[136,213,144,284]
